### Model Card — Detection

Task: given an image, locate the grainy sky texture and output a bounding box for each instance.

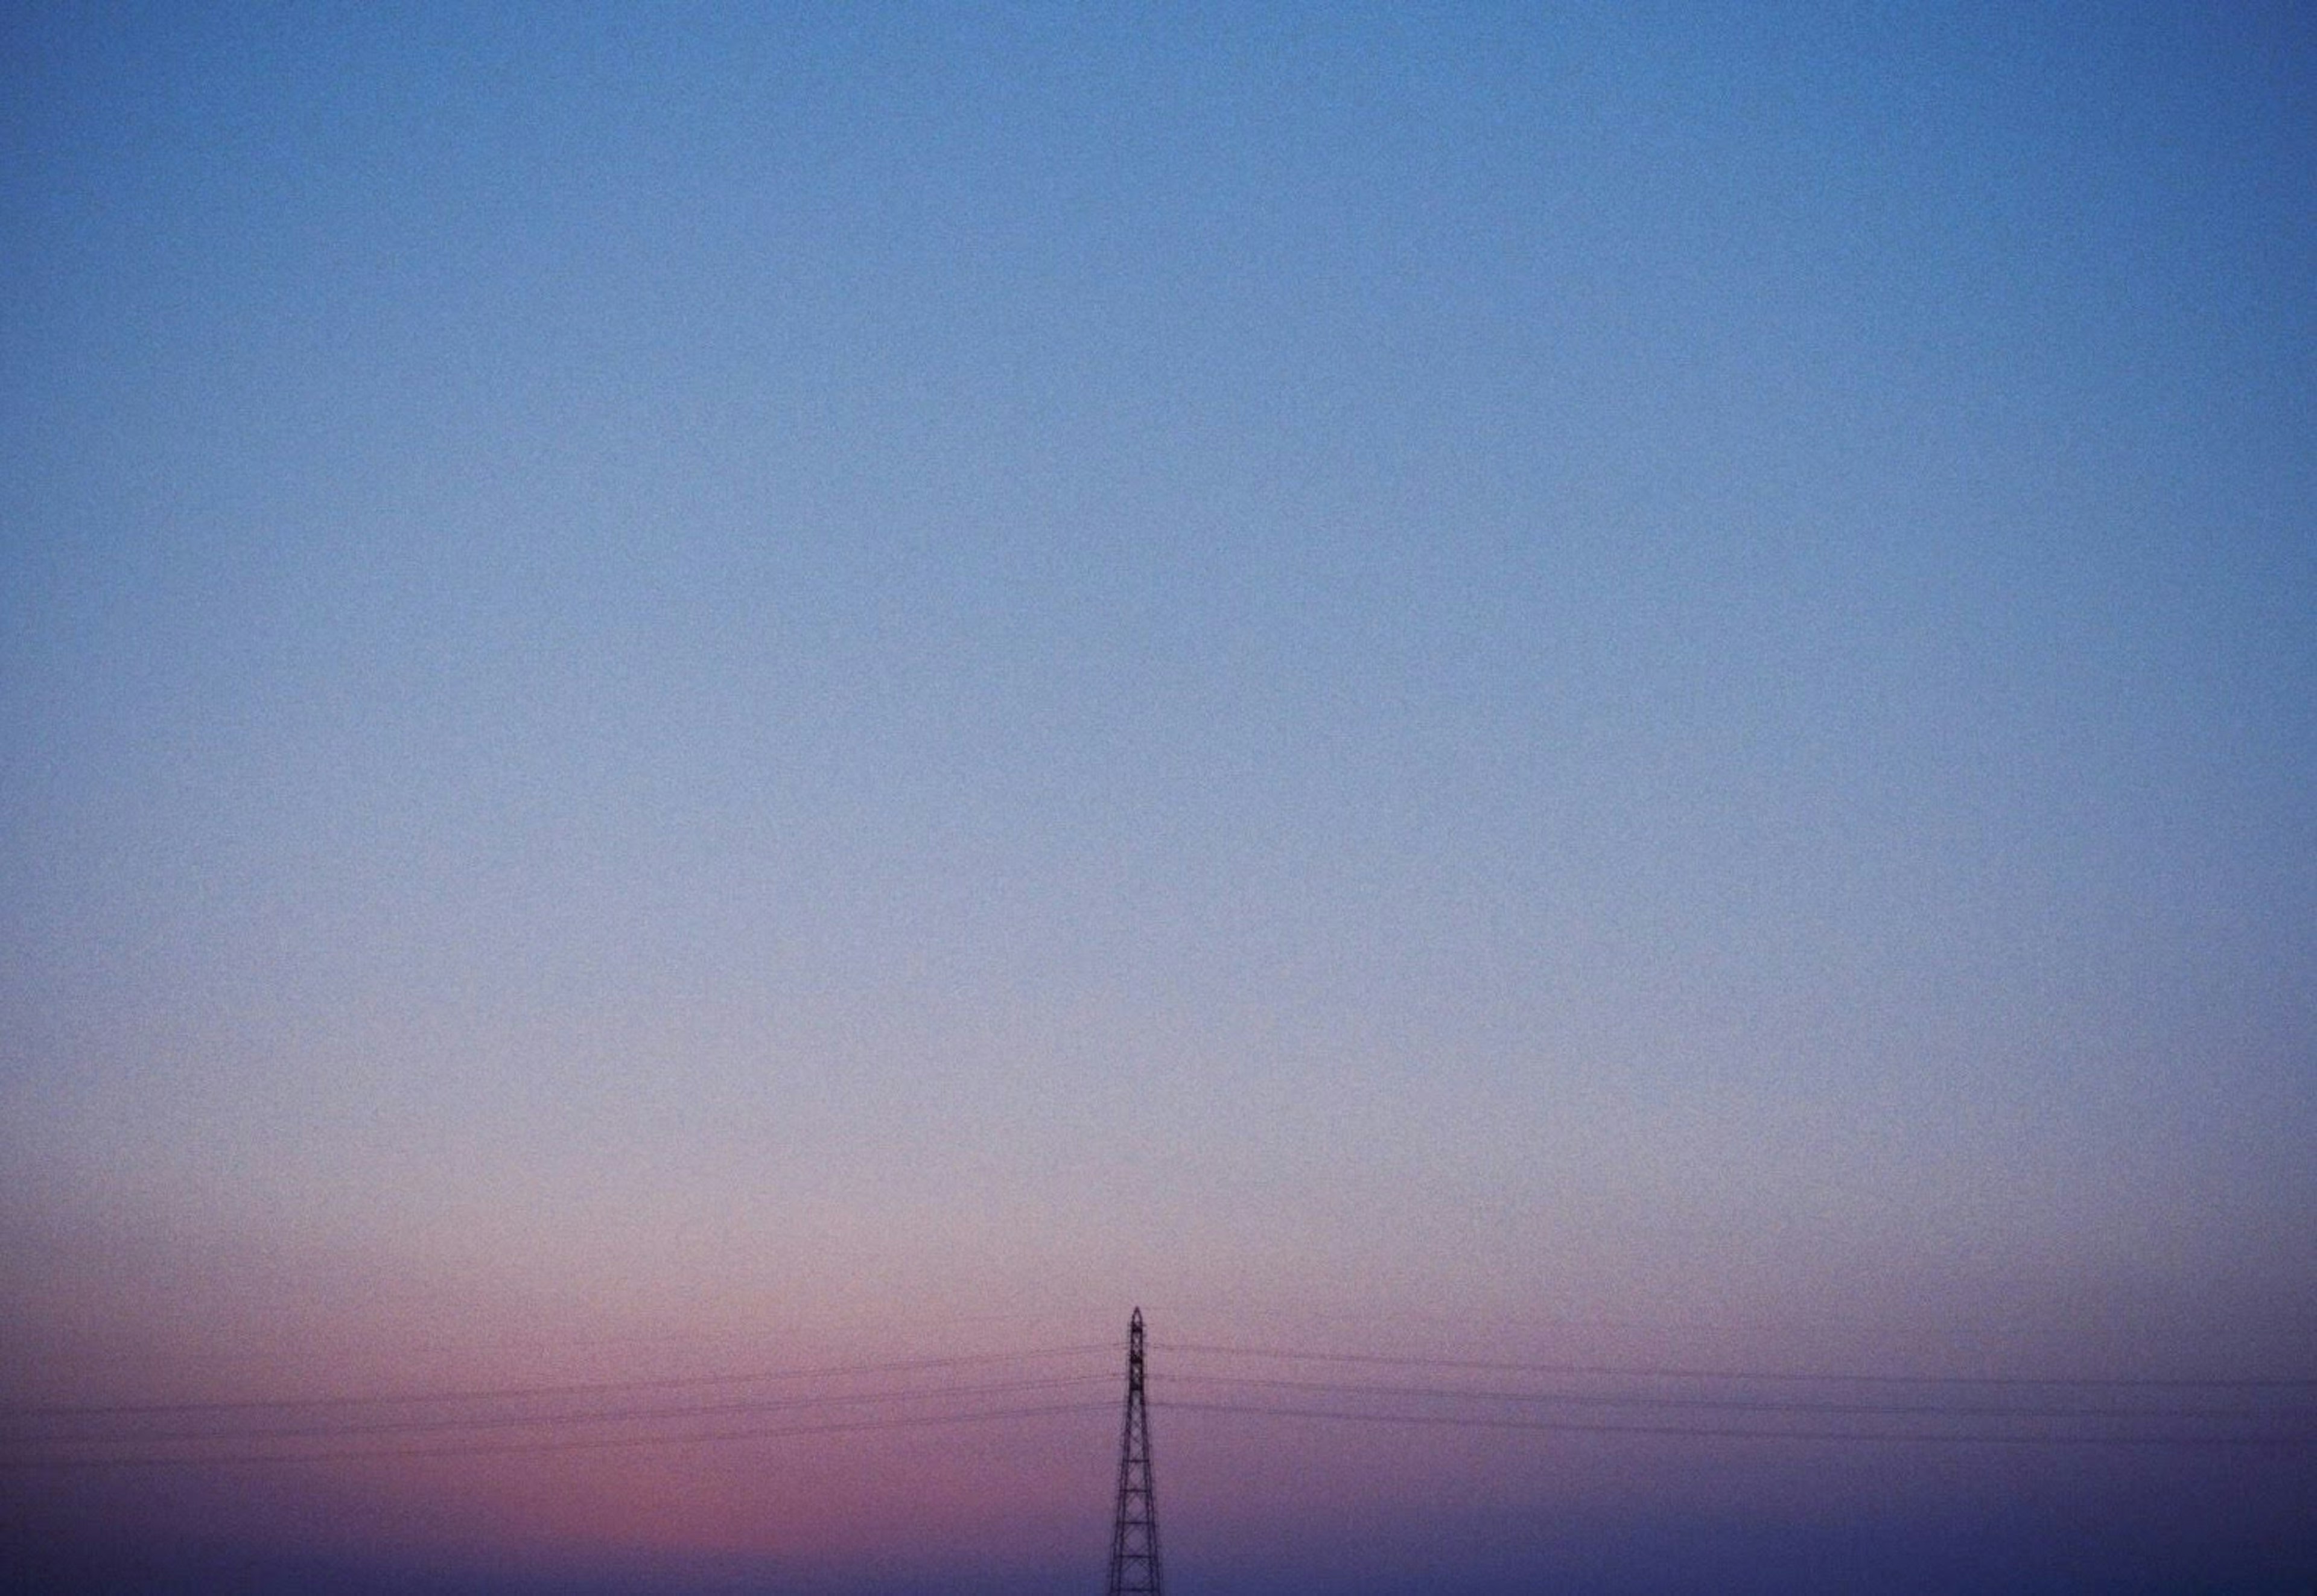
[3,4,2313,1592]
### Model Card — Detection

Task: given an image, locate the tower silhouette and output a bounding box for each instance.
[1104,1307,1163,1596]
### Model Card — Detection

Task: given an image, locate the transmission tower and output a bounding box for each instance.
[1104,1307,1163,1596]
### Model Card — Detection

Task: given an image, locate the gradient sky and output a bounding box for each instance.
[3,4,2313,1593]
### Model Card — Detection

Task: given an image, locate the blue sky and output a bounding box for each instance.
[4,4,2313,1591]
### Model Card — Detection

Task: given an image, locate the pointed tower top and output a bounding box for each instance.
[1107,1306,1163,1596]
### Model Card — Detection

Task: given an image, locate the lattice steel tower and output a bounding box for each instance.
[1104,1307,1163,1596]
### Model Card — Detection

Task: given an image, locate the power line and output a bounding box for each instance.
[1158,1341,2317,1390]
[6,1373,1113,1448]
[1164,1372,2304,1425]
[14,1331,2310,1472]
[22,1337,2301,1425]
[1154,1398,2317,1449]
[1,1341,1120,1421]
[1,1399,1116,1472]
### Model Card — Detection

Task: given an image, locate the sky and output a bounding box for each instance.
[2,2,2313,1592]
